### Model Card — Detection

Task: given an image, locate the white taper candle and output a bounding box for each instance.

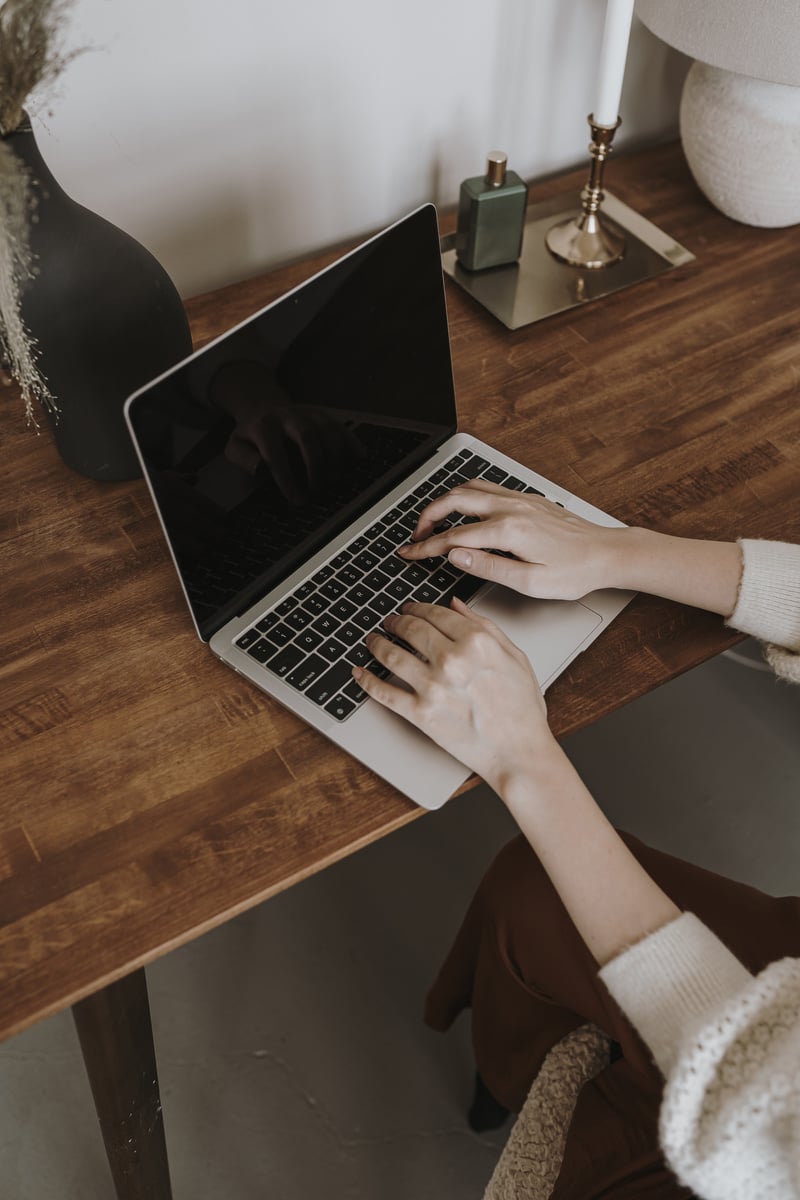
[594,0,635,126]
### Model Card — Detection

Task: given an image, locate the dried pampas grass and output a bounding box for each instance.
[0,0,81,135]
[0,0,84,423]
[0,138,53,423]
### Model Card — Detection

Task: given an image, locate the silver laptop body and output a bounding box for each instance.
[125,205,631,810]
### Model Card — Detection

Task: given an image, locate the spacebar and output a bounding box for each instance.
[440,574,483,606]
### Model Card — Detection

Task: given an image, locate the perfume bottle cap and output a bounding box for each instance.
[486,152,508,187]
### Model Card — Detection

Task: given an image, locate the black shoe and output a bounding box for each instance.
[467,1072,511,1132]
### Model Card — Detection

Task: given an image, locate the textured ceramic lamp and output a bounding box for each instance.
[636,0,800,227]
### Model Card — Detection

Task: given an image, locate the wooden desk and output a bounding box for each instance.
[2,142,799,1197]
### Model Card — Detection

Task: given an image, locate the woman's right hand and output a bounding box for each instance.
[398,480,627,601]
[398,479,743,616]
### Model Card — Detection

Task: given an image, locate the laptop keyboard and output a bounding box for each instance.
[234,447,551,722]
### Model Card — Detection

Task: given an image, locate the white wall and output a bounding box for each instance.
[32,0,688,299]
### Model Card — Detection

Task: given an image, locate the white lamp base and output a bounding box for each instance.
[680,62,800,228]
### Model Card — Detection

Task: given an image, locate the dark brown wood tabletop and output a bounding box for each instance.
[2,141,799,1044]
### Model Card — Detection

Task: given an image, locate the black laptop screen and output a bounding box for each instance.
[126,205,457,640]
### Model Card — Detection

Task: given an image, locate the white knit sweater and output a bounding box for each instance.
[485,540,800,1200]
[601,539,800,1200]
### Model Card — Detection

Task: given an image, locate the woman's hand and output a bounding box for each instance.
[353,597,555,793]
[398,480,625,600]
[398,479,743,616]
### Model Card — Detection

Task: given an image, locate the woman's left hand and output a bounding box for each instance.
[354,598,553,792]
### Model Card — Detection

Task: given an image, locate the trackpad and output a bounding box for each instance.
[471,588,603,690]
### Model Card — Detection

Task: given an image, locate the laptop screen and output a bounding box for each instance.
[126,204,457,640]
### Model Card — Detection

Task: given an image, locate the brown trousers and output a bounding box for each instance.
[424,831,800,1200]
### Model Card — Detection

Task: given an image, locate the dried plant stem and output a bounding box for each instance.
[0,0,81,135]
[0,139,54,424]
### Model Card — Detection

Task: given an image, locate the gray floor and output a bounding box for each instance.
[3,641,798,1199]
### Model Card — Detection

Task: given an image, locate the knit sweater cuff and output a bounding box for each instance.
[728,539,800,651]
[599,913,752,1077]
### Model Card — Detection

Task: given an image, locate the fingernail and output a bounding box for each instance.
[449,549,472,568]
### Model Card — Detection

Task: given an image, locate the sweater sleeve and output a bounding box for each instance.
[727,540,800,680]
[600,914,800,1200]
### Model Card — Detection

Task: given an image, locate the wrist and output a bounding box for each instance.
[608,527,742,616]
[490,736,573,816]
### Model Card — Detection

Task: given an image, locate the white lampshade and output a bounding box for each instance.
[635,0,800,227]
[635,0,800,86]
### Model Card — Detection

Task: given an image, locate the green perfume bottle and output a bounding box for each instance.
[456,152,528,271]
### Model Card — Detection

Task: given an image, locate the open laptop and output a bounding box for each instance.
[124,204,632,810]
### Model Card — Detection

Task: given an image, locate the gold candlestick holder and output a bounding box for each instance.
[441,125,695,331]
[545,115,625,269]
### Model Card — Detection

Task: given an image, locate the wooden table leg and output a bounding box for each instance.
[72,968,173,1200]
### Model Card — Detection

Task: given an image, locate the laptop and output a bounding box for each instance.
[124,204,632,810]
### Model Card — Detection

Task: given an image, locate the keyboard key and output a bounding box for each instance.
[265,643,304,678]
[320,577,347,600]
[311,613,339,637]
[412,583,439,604]
[293,581,315,600]
[365,521,385,538]
[429,467,449,484]
[286,654,328,692]
[353,550,380,572]
[379,556,405,578]
[255,612,279,634]
[505,476,526,491]
[305,661,354,706]
[246,638,276,664]
[312,565,333,584]
[337,564,361,587]
[303,593,330,615]
[482,465,507,484]
[352,608,381,632]
[446,575,483,604]
[401,563,427,585]
[386,578,414,602]
[296,628,324,652]
[265,622,294,647]
[330,550,351,568]
[460,455,490,478]
[343,678,367,703]
[235,627,260,650]
[370,537,394,559]
[285,607,313,632]
[330,597,358,622]
[348,535,368,554]
[370,591,395,616]
[325,694,357,722]
[274,596,297,617]
[383,523,409,546]
[363,569,391,592]
[337,622,363,646]
[346,643,372,667]
[398,494,417,511]
[384,506,403,524]
[346,583,375,607]
[319,637,347,662]
[445,472,468,488]
[444,455,464,470]
[525,486,545,496]
[430,568,457,591]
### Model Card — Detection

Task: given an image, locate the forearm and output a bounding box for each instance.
[609,528,742,617]
[494,744,681,968]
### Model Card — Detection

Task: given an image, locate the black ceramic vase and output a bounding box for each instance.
[7,118,193,480]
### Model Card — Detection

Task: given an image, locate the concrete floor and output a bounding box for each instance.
[2,639,798,1199]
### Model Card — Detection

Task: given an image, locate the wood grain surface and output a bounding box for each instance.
[2,142,799,1042]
